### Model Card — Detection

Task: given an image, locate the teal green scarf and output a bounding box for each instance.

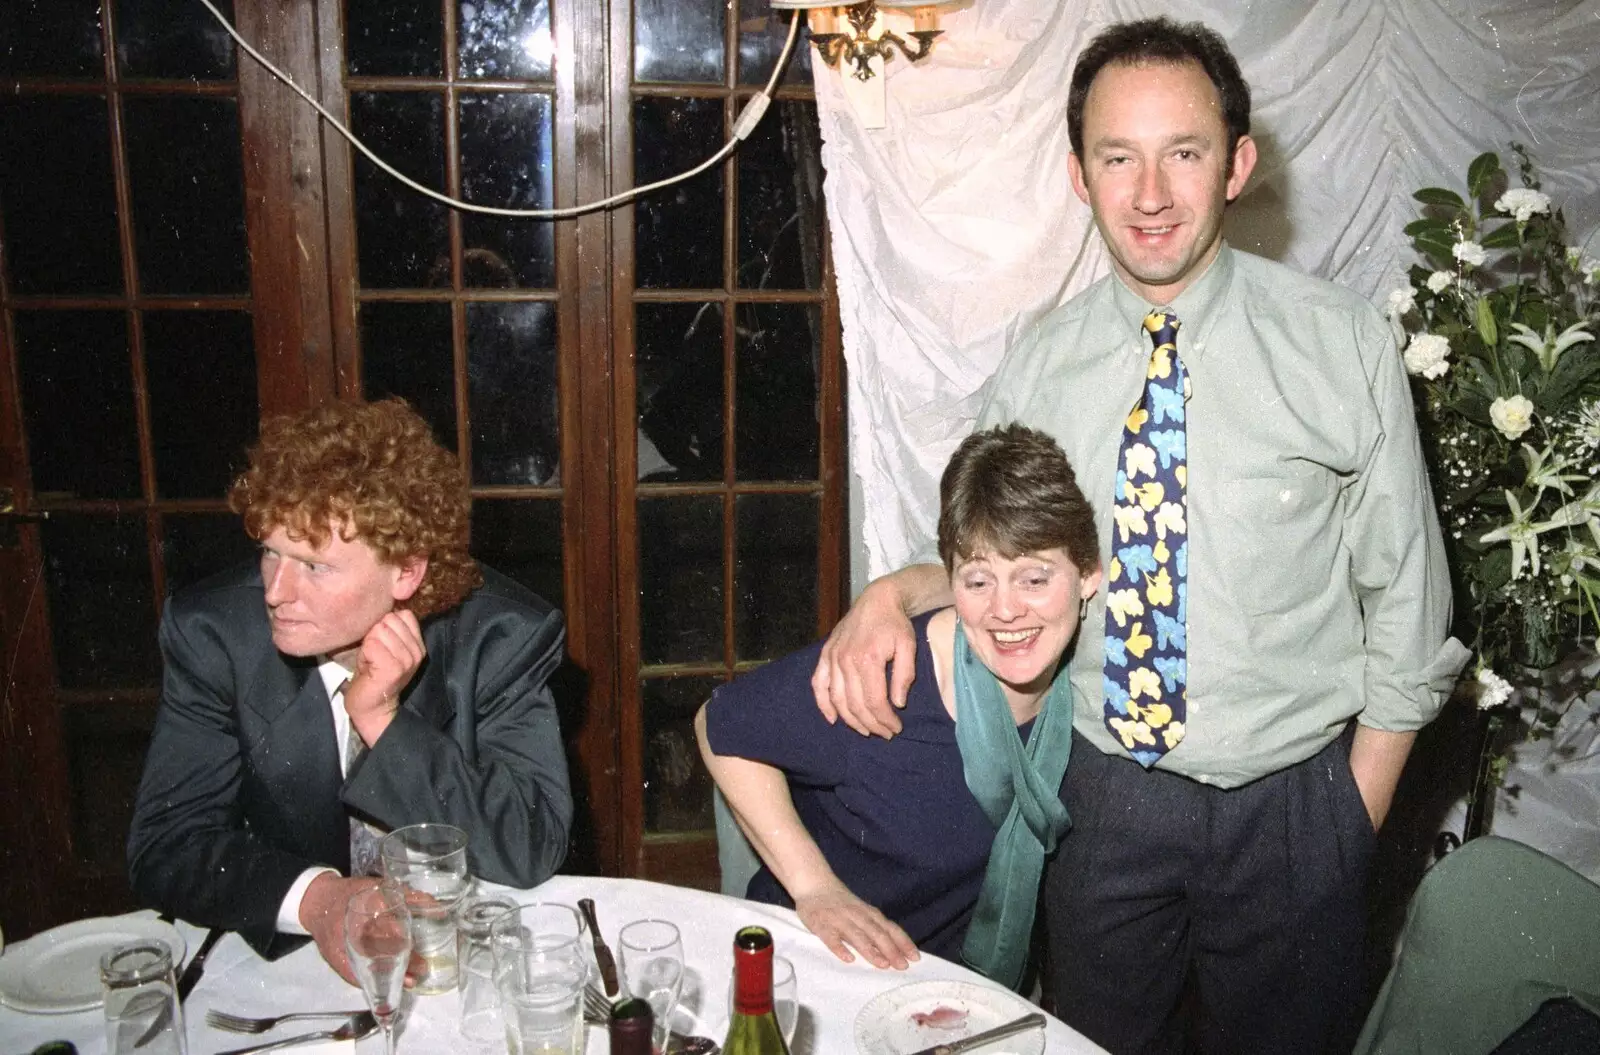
[953,616,1074,990]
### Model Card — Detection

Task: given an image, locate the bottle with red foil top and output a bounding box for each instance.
[721,927,791,1055]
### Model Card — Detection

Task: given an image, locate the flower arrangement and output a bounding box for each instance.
[1388,145,1600,738]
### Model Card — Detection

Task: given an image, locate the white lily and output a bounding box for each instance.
[1553,536,1600,590]
[1506,320,1595,373]
[1519,443,1586,500]
[1542,483,1600,550]
[1480,490,1559,580]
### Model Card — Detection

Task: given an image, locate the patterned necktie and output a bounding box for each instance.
[338,679,384,876]
[1102,311,1188,767]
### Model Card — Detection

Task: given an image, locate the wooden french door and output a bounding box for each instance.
[0,0,842,940]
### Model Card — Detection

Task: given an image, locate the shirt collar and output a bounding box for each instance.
[1109,243,1235,364]
[316,657,350,700]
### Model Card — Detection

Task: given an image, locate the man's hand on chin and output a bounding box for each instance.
[344,609,427,747]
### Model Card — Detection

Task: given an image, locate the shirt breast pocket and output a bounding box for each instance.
[1218,471,1341,618]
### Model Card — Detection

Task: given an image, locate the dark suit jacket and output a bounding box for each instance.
[127,561,573,958]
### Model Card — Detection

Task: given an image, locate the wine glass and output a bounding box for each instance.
[619,919,684,1054]
[346,882,413,1055]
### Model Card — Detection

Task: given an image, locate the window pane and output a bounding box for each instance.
[359,301,457,446]
[42,514,159,690]
[64,702,154,870]
[0,97,121,294]
[471,498,564,611]
[144,310,257,500]
[162,512,256,595]
[14,310,140,500]
[735,492,817,660]
[737,0,812,86]
[735,303,820,482]
[0,0,103,77]
[737,101,824,291]
[124,96,248,294]
[458,0,552,82]
[639,496,723,665]
[115,0,236,80]
[642,675,720,833]
[634,96,724,289]
[466,301,558,486]
[460,91,554,289]
[352,91,449,289]
[636,302,723,483]
[634,0,724,84]
[345,0,442,77]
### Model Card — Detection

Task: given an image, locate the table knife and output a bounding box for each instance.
[176,926,225,1001]
[905,1011,1046,1055]
[577,898,620,997]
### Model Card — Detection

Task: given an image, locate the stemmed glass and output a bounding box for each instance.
[345,882,413,1055]
[619,919,684,1055]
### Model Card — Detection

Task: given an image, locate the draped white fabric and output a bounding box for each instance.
[809,0,1600,579]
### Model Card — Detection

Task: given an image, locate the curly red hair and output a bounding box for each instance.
[229,398,482,618]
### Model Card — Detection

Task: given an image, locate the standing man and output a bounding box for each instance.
[810,17,1468,1053]
[129,398,572,982]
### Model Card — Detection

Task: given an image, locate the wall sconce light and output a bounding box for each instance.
[771,1,948,82]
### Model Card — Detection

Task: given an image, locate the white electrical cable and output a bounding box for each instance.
[194,0,801,219]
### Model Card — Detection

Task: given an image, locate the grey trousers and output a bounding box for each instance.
[1044,730,1375,1055]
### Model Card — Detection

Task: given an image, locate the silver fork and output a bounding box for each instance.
[212,1013,379,1055]
[205,1007,372,1034]
[582,983,613,1025]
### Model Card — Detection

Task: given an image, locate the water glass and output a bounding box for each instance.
[101,940,186,1055]
[727,954,798,1045]
[379,822,471,994]
[489,901,587,976]
[496,945,585,1055]
[455,893,518,1042]
[619,919,684,1055]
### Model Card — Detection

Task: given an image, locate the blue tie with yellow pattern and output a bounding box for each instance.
[1102,311,1188,767]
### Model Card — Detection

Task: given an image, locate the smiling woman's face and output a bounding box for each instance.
[951,546,1101,702]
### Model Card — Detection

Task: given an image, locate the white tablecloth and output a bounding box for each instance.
[0,875,1107,1054]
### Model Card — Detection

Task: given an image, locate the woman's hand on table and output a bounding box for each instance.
[795,884,920,971]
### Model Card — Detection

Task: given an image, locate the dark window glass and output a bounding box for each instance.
[162,512,255,595]
[639,496,723,665]
[634,96,724,289]
[0,0,103,77]
[458,0,551,81]
[735,492,816,660]
[115,0,236,79]
[636,302,723,483]
[737,101,824,291]
[42,514,160,689]
[64,703,154,870]
[634,0,723,84]
[471,498,564,610]
[735,303,819,481]
[466,301,558,485]
[460,92,554,289]
[345,0,442,77]
[642,675,720,832]
[359,301,457,446]
[737,0,812,86]
[0,97,121,294]
[351,92,449,289]
[14,310,140,500]
[144,310,257,500]
[124,97,248,294]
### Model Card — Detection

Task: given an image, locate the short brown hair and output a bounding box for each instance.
[937,424,1099,576]
[229,398,482,617]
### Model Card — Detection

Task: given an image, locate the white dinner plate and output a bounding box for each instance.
[0,915,187,1014]
[854,979,1046,1054]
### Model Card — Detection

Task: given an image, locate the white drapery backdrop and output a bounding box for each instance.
[808,0,1600,581]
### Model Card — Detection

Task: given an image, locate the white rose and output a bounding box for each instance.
[1494,187,1551,223]
[1453,240,1488,267]
[1385,287,1416,318]
[1402,333,1451,379]
[1489,394,1535,439]
[1426,270,1453,293]
[1476,667,1514,710]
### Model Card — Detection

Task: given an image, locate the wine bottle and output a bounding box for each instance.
[721,926,791,1055]
[608,997,654,1055]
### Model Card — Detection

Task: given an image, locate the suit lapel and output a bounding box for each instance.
[242,656,349,872]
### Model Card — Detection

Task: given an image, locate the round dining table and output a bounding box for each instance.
[0,874,1108,1054]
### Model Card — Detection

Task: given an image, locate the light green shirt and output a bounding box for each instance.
[972,245,1470,787]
